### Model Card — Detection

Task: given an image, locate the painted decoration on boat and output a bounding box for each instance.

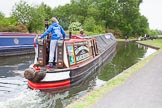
[75,46,89,62]
[74,41,90,63]
[67,45,75,65]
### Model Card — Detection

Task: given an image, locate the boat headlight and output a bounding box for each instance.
[39,60,43,65]
[58,62,62,65]
[59,51,62,54]
[39,49,42,53]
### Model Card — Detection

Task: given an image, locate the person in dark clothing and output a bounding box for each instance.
[79,29,86,36]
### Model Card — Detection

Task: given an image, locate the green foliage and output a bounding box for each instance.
[94,25,105,34]
[71,30,98,36]
[83,17,96,32]
[0,13,16,27]
[16,24,28,32]
[0,24,28,32]
[0,12,5,20]
[0,0,158,37]
[106,28,123,38]
[153,29,162,35]
[12,1,32,25]
[11,1,52,33]
[28,5,46,33]
[148,30,158,37]
[69,22,82,31]
[0,12,26,32]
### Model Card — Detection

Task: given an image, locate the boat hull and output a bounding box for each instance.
[28,80,70,90]
[26,33,117,91]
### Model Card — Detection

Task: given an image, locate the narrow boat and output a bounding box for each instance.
[24,33,117,91]
[0,32,36,56]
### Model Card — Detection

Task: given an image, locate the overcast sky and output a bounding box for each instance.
[140,0,162,30]
[0,0,70,16]
[0,0,162,30]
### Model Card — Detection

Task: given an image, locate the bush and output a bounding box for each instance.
[0,24,28,32]
[16,24,28,32]
[68,22,82,31]
[106,28,122,38]
[94,25,105,34]
[83,17,95,32]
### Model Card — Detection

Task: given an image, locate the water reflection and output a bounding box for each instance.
[0,41,157,108]
[98,41,156,81]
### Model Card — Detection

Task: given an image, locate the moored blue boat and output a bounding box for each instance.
[0,32,36,56]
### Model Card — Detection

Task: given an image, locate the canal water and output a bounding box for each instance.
[0,41,156,108]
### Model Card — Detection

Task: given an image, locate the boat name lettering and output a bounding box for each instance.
[76,53,89,61]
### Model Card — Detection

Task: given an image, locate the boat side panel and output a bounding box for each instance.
[0,37,35,46]
[0,34,35,56]
[69,36,117,86]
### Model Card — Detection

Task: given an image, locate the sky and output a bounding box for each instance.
[0,0,162,30]
[140,0,162,30]
[0,0,70,16]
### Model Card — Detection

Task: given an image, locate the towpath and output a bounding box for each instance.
[90,51,162,108]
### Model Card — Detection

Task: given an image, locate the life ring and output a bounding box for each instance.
[14,38,19,45]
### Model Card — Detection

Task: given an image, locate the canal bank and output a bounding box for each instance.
[66,44,162,108]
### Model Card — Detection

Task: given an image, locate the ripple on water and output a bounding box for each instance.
[0,89,70,108]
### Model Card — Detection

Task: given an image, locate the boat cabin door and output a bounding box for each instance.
[37,40,49,66]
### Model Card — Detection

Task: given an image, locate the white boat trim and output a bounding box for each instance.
[42,71,70,81]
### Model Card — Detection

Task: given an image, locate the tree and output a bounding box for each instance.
[116,0,148,36]
[6,0,150,36]
[149,30,158,37]
[12,1,33,26]
[69,22,82,31]
[133,15,149,36]
[83,17,96,32]
[0,12,5,26]
[12,1,51,33]
[52,4,72,30]
[28,4,49,33]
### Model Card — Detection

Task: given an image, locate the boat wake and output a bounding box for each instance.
[0,88,70,108]
[0,69,70,108]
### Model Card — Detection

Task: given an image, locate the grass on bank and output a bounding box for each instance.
[66,39,162,108]
[117,38,162,48]
[137,39,162,48]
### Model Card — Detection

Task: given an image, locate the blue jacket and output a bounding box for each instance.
[40,22,66,40]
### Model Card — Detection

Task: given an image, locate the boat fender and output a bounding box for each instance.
[24,68,36,80]
[24,68,46,83]
[32,72,46,83]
